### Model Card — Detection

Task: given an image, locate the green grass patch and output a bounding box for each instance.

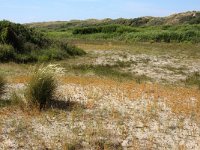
[72,64,151,83]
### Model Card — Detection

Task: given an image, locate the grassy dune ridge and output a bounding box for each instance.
[28,11,200,43]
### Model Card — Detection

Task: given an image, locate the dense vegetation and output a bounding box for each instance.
[31,11,199,43]
[0,20,85,63]
[46,24,200,43]
[72,25,136,34]
[27,11,200,43]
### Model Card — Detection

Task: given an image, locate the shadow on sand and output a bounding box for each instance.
[46,99,85,111]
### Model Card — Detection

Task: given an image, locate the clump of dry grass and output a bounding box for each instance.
[0,75,6,98]
[26,64,65,110]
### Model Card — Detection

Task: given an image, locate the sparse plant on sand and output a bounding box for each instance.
[26,64,65,110]
[0,75,6,98]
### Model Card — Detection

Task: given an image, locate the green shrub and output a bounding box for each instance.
[26,64,64,110]
[0,75,6,98]
[73,25,119,35]
[116,26,138,33]
[40,48,67,61]
[0,20,48,50]
[101,25,118,33]
[0,20,85,63]
[73,27,99,34]
[0,27,23,51]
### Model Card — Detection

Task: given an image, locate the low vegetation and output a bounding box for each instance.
[72,64,151,83]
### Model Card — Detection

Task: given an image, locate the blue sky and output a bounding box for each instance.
[0,0,199,23]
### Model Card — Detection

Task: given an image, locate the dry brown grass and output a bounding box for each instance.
[61,76,200,119]
[1,75,199,149]
[8,75,200,118]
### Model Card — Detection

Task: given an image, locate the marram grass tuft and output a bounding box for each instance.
[26,64,65,110]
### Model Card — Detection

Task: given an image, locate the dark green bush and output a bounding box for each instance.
[73,27,100,34]
[0,20,86,63]
[73,25,120,34]
[0,20,48,51]
[0,44,15,62]
[0,27,23,51]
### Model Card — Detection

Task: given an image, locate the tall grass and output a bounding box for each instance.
[26,64,64,110]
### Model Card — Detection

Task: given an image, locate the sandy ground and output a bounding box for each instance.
[92,50,200,83]
[0,79,200,149]
[0,44,200,149]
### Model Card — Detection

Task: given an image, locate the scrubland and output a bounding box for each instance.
[0,40,200,149]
